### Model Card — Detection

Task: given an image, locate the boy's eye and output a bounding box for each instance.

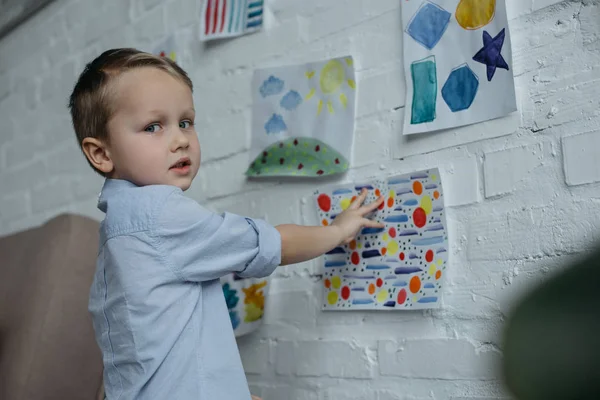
[179,120,192,129]
[144,123,161,133]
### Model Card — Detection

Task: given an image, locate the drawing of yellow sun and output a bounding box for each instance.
[305,57,356,115]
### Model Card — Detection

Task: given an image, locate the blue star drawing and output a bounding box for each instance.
[472,28,509,82]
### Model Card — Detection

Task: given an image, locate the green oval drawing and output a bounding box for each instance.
[246,137,349,178]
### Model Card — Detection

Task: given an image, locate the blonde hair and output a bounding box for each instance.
[68,48,193,174]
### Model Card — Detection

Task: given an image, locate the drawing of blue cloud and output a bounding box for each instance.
[259,75,284,97]
[264,113,287,134]
[280,90,302,110]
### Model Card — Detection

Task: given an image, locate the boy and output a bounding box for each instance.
[69,48,384,400]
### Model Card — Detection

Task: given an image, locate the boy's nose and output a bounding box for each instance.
[170,128,190,151]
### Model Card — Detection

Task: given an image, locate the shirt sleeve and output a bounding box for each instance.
[154,190,281,282]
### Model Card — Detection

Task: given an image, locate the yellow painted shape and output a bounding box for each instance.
[306,88,316,100]
[345,57,353,66]
[437,259,443,266]
[387,241,399,255]
[340,93,348,108]
[382,233,390,241]
[331,276,342,289]
[455,0,496,30]
[327,291,338,305]
[389,190,396,198]
[317,100,323,115]
[420,195,433,215]
[429,264,437,276]
[320,59,345,94]
[306,71,315,79]
[242,280,268,309]
[347,79,356,89]
[377,289,388,303]
[244,303,263,322]
[340,198,351,210]
[327,101,334,113]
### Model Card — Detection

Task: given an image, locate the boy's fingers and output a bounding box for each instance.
[362,219,385,228]
[350,188,368,210]
[360,196,384,214]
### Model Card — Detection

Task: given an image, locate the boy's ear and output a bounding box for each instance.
[81,137,114,174]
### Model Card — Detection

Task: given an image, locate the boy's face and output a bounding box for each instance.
[104,67,200,191]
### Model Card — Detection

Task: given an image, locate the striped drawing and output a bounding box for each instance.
[200,0,264,41]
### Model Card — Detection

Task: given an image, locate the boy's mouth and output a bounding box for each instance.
[170,157,191,170]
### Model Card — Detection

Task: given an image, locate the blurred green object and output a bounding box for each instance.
[502,247,600,400]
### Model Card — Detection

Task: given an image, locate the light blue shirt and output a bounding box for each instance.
[89,179,281,399]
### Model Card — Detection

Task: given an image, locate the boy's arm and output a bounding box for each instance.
[275,225,342,266]
[275,189,384,266]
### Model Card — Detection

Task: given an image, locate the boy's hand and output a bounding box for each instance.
[331,188,385,245]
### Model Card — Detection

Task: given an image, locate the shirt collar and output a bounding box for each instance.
[97,179,139,213]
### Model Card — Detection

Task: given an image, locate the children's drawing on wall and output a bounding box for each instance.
[401,0,517,135]
[248,56,356,177]
[153,35,178,63]
[221,274,269,336]
[200,0,264,41]
[314,169,448,310]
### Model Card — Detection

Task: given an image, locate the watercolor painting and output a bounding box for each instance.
[402,0,517,135]
[200,0,263,41]
[221,274,269,336]
[314,169,448,310]
[248,56,356,177]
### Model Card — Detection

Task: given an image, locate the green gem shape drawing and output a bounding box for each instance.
[245,137,349,177]
[410,55,437,124]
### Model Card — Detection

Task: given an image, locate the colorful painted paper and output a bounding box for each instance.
[314,169,448,310]
[200,0,264,41]
[402,0,517,135]
[248,56,356,177]
[221,273,269,337]
[153,35,178,63]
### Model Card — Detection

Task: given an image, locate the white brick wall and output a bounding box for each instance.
[0,0,598,398]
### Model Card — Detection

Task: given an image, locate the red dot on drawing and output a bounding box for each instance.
[376,278,383,287]
[279,158,284,165]
[389,227,397,238]
[317,194,331,212]
[160,51,166,57]
[413,207,427,228]
[293,139,299,146]
[378,201,385,210]
[387,197,394,208]
[399,252,405,261]
[341,286,350,300]
[315,145,320,152]
[324,279,331,289]
[317,170,324,175]
[425,250,434,263]
[397,288,407,304]
[335,158,340,164]
[263,151,268,157]
[351,252,360,265]
[298,163,304,170]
